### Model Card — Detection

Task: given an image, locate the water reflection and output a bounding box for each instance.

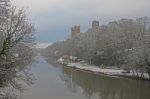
[45,57,60,68]
[61,66,150,99]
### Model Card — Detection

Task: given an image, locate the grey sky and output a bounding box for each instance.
[13,0,150,45]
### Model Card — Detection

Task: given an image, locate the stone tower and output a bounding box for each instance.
[92,21,100,32]
[71,25,80,38]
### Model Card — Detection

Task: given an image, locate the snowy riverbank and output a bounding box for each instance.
[67,63,124,75]
[66,62,150,80]
[57,56,150,80]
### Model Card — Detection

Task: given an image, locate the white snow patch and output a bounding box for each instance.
[67,63,124,75]
[66,62,150,79]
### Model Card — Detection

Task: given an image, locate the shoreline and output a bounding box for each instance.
[60,62,150,81]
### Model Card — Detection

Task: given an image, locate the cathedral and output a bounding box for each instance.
[71,20,101,38]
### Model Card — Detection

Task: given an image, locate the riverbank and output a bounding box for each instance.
[63,62,150,81]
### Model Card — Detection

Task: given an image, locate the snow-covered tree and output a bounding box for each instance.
[0,0,35,98]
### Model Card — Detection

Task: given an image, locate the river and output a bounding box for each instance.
[21,56,150,99]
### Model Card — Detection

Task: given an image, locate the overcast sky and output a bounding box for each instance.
[13,0,150,45]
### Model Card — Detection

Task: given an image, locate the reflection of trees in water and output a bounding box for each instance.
[60,69,78,93]
[46,56,79,93]
[47,57,80,93]
[0,44,35,99]
[61,67,150,99]
[45,57,61,68]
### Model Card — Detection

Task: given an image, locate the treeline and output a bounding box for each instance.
[0,0,35,98]
[45,17,150,78]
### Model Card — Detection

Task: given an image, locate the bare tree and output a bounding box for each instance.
[0,1,34,57]
[0,0,35,98]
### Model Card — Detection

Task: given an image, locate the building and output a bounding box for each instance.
[92,21,101,32]
[70,20,101,38]
[71,25,80,38]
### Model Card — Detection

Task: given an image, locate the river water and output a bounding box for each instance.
[22,56,150,99]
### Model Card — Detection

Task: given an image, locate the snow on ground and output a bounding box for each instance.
[67,63,124,75]
[67,62,150,79]
[57,57,149,79]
